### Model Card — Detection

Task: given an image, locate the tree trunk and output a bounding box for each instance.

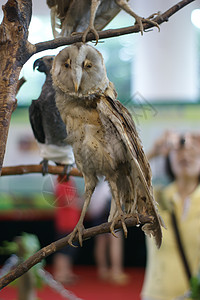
[0,0,34,174]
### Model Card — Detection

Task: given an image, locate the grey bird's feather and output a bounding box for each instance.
[29,55,74,165]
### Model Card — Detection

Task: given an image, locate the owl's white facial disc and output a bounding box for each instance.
[52,43,109,96]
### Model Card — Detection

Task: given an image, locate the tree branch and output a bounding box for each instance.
[34,0,195,53]
[16,77,26,94]
[0,214,152,290]
[1,164,82,177]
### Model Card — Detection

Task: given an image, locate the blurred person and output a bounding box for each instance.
[141,131,200,300]
[53,175,81,285]
[89,179,129,285]
[95,229,129,285]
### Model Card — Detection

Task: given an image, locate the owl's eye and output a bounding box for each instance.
[83,59,92,69]
[65,58,71,68]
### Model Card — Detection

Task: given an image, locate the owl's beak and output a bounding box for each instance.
[72,67,82,93]
[74,81,79,93]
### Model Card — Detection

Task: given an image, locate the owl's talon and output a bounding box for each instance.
[82,26,99,45]
[68,223,85,247]
[135,16,160,35]
[68,239,78,248]
[110,227,119,238]
[110,215,128,238]
[147,12,161,20]
[71,31,82,37]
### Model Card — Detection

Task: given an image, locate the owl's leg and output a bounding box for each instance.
[82,0,101,45]
[68,176,97,247]
[115,0,160,35]
[109,181,128,238]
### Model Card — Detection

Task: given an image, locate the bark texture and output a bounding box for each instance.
[0,0,34,174]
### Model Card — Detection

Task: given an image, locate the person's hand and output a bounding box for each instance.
[147,131,179,160]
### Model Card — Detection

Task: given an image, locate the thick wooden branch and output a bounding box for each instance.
[1,164,82,177]
[0,0,34,175]
[0,214,152,290]
[34,0,195,53]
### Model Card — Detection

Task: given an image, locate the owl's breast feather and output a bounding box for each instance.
[55,94,126,174]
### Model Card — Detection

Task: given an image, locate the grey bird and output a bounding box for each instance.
[52,43,165,247]
[29,55,74,174]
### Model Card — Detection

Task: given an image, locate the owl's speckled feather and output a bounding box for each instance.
[52,43,164,247]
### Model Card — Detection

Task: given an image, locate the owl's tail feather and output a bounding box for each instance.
[141,214,165,249]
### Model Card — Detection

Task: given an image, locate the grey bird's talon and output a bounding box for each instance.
[40,159,49,176]
[62,164,73,179]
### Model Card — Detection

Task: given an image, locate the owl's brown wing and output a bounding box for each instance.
[97,95,165,248]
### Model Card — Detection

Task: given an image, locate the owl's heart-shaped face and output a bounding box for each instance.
[52,43,109,96]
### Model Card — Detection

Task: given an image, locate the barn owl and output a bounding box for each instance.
[29,56,74,174]
[52,43,164,247]
[47,0,159,42]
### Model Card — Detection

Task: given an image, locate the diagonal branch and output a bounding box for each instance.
[0,214,152,290]
[34,0,195,53]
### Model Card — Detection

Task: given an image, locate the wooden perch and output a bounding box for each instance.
[0,214,152,290]
[1,164,82,177]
